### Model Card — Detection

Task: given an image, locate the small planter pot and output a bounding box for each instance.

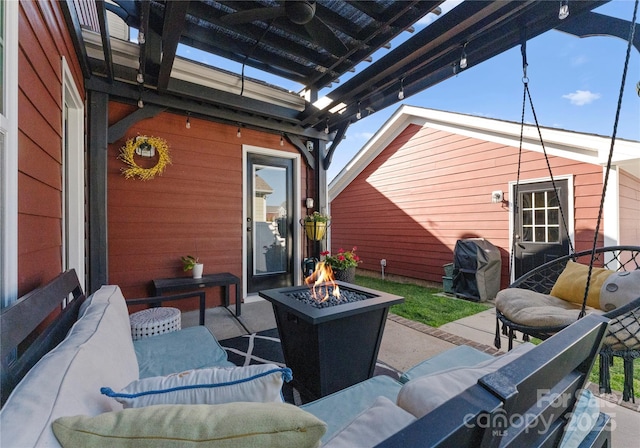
[192,263,204,279]
[304,221,327,241]
[332,267,356,284]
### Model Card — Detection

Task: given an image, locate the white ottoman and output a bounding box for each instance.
[130,307,181,340]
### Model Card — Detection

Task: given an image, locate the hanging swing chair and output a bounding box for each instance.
[494,4,640,403]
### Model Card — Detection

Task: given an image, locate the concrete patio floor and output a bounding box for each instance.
[182,297,639,446]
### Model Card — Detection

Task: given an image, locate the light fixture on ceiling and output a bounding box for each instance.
[237,124,242,138]
[324,119,329,134]
[398,78,405,100]
[558,0,569,20]
[186,114,191,129]
[459,43,468,70]
[280,133,284,146]
[356,102,362,120]
[136,72,144,84]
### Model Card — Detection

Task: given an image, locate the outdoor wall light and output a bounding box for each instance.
[136,72,144,84]
[280,133,284,146]
[398,78,405,100]
[356,102,362,120]
[306,198,314,209]
[324,119,330,134]
[492,190,504,203]
[237,125,242,138]
[186,115,191,129]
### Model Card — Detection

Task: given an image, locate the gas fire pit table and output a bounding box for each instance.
[259,281,404,400]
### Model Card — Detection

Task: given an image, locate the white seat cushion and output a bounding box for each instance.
[0,286,139,448]
[496,288,602,328]
[397,343,534,418]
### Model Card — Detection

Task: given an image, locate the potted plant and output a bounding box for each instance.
[301,211,331,241]
[181,255,203,279]
[321,247,362,283]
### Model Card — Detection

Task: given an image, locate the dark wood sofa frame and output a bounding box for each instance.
[1,270,612,447]
[0,269,206,407]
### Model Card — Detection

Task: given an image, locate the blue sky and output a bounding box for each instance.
[175,1,639,181]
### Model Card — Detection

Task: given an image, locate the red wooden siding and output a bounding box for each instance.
[619,169,640,245]
[107,102,307,309]
[330,124,604,288]
[17,1,85,296]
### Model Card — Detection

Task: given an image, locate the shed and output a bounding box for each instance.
[328,106,640,288]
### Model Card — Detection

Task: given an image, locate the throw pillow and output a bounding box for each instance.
[397,343,534,418]
[599,270,640,312]
[101,364,292,408]
[550,261,614,309]
[323,396,416,448]
[52,402,327,448]
[558,389,600,448]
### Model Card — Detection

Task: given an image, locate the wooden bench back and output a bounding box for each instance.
[0,270,85,406]
[377,314,610,447]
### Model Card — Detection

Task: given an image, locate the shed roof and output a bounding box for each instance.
[329,105,640,199]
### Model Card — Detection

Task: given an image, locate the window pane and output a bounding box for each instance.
[534,192,545,208]
[521,192,532,208]
[548,190,558,207]
[535,210,546,225]
[548,209,559,225]
[523,227,532,242]
[535,227,545,242]
[548,227,559,243]
[522,210,532,225]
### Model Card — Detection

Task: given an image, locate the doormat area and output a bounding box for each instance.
[219,328,402,405]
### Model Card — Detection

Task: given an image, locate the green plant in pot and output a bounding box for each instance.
[302,211,331,241]
[181,255,203,279]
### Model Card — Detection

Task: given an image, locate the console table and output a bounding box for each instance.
[153,272,242,320]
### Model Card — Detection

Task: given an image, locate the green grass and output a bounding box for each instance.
[357,275,639,399]
[354,275,491,327]
[532,338,640,400]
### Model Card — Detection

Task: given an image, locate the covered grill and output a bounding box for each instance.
[452,238,502,302]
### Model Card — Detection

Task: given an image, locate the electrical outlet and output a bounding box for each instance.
[380,259,386,267]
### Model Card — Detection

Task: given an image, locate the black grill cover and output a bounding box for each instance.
[452,238,501,302]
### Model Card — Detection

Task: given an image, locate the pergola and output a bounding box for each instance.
[64,0,635,173]
[58,0,637,288]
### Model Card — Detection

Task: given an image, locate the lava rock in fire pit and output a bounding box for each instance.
[286,286,373,309]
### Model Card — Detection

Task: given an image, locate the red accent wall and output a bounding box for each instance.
[17,1,85,296]
[330,124,604,289]
[107,102,307,310]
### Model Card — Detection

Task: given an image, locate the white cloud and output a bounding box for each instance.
[561,90,601,106]
[571,55,588,66]
[350,132,374,141]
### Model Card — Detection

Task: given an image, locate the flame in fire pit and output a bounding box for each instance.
[304,261,341,302]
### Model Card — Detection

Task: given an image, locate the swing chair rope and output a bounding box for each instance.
[580,0,639,318]
[513,39,575,282]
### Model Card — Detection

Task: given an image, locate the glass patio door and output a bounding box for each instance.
[246,154,294,293]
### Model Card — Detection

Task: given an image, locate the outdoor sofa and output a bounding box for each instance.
[0,270,611,447]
